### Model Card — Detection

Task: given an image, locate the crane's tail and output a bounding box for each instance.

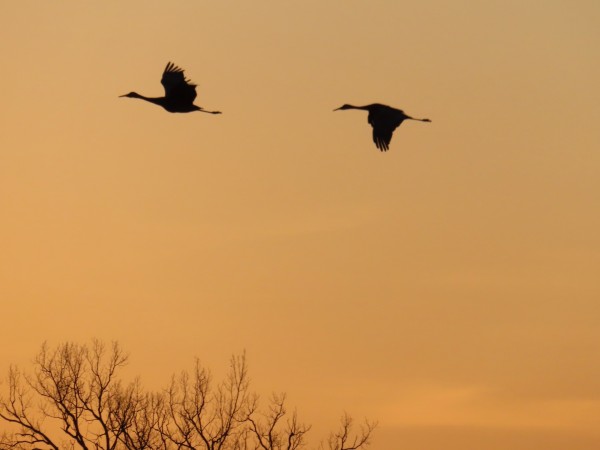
[406,115,431,122]
[198,108,222,114]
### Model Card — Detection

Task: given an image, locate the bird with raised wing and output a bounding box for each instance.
[334,103,430,151]
[120,62,221,114]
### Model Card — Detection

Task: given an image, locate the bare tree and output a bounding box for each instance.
[0,340,149,450]
[160,353,254,450]
[115,386,165,450]
[1,342,376,450]
[245,393,310,450]
[0,366,59,450]
[324,413,377,450]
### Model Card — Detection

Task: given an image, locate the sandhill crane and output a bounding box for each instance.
[334,103,430,151]
[120,62,221,114]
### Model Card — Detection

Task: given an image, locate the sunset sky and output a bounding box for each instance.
[1,1,600,449]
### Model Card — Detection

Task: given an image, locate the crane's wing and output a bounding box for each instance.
[161,62,197,104]
[369,116,400,152]
[371,127,394,151]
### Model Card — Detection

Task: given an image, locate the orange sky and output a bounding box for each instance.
[1,1,600,449]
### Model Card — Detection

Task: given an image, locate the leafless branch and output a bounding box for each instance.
[325,413,377,450]
[246,393,310,450]
[1,342,377,450]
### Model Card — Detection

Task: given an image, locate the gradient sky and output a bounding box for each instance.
[1,1,600,449]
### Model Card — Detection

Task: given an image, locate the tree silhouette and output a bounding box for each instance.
[246,392,311,450]
[0,341,376,450]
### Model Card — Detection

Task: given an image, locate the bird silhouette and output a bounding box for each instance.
[120,62,221,114]
[334,103,430,151]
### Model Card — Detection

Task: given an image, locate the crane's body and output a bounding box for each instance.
[334,103,430,151]
[120,62,221,114]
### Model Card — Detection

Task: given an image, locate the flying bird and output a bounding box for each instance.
[120,62,222,114]
[334,103,430,151]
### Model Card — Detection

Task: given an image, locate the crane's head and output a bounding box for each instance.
[333,104,354,111]
[119,92,141,98]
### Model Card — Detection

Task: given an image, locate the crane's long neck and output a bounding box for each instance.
[131,93,164,106]
[120,92,166,107]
